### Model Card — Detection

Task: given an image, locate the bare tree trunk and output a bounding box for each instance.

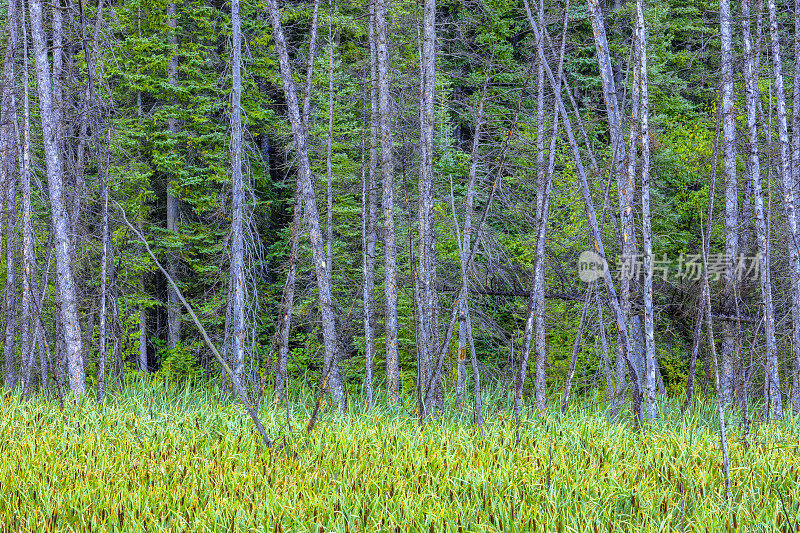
[98,165,109,403]
[455,68,489,411]
[274,192,302,405]
[700,220,732,500]
[325,2,335,282]
[587,0,635,416]
[166,0,181,350]
[636,0,656,419]
[719,0,739,409]
[2,0,18,390]
[29,0,86,396]
[270,0,321,405]
[596,294,614,407]
[743,0,778,422]
[418,0,439,418]
[266,0,345,410]
[376,0,399,404]
[139,277,148,371]
[561,286,592,413]
[523,0,644,423]
[515,9,568,417]
[767,0,793,419]
[230,0,246,387]
[362,7,377,408]
[794,0,800,415]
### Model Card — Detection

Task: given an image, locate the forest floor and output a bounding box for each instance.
[0,377,798,532]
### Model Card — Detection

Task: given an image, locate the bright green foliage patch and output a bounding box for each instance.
[0,382,798,532]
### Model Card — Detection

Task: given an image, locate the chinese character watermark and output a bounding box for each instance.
[578,251,761,283]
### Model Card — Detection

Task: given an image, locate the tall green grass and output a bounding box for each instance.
[0,377,797,532]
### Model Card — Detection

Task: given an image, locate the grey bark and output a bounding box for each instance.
[377,0,399,404]
[230,0,246,386]
[561,285,592,413]
[587,0,635,416]
[166,0,181,350]
[29,0,86,395]
[523,0,644,423]
[362,6,377,408]
[743,0,779,422]
[767,0,793,419]
[418,0,439,418]
[636,0,656,419]
[515,8,568,417]
[2,0,18,389]
[266,0,345,410]
[794,0,800,414]
[456,65,489,410]
[720,0,739,408]
[325,3,334,283]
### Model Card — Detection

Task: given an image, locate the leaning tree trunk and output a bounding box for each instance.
[29,0,86,395]
[266,0,345,411]
[587,0,636,415]
[523,0,644,423]
[742,0,778,423]
[456,67,489,410]
[270,0,321,405]
[767,0,794,419]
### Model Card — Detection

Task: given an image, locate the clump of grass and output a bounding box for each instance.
[0,378,798,532]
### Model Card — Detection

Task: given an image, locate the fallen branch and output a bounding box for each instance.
[115,202,273,449]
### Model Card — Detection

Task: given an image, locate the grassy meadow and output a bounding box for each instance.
[0,378,798,532]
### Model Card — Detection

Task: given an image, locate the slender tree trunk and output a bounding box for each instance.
[376,0,399,404]
[418,0,439,418]
[166,0,181,350]
[596,294,615,407]
[587,0,636,415]
[139,278,148,371]
[743,0,778,423]
[720,0,739,408]
[455,66,489,411]
[266,0,345,410]
[98,167,109,403]
[794,0,800,415]
[269,0,321,405]
[29,0,86,395]
[274,191,302,405]
[523,0,644,423]
[325,2,335,282]
[561,286,592,413]
[363,5,377,408]
[700,220,733,500]
[515,10,568,417]
[19,8,35,394]
[767,0,793,419]
[636,0,656,419]
[230,0,246,387]
[533,0,551,414]
[2,0,18,390]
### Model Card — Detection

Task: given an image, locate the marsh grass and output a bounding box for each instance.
[0,376,798,532]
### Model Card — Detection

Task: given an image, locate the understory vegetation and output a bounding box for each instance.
[1,378,798,532]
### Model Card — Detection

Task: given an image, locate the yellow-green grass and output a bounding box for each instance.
[0,380,798,532]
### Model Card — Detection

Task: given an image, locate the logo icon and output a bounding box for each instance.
[578,250,606,283]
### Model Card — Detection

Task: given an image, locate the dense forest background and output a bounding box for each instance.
[2,0,799,423]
